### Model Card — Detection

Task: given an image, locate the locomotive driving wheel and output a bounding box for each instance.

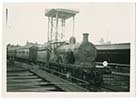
[88,71,103,86]
[94,71,103,86]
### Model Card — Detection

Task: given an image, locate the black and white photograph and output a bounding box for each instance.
[2,2,135,97]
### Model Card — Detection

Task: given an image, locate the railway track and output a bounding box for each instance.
[7,61,88,92]
[7,63,63,92]
[7,61,129,92]
[41,63,129,92]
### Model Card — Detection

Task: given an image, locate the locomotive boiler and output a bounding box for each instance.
[55,33,97,66]
[50,33,103,85]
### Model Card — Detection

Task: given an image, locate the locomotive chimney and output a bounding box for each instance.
[83,33,89,42]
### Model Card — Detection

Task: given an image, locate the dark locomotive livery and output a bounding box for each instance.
[7,33,104,85]
[54,33,97,66]
[50,33,102,84]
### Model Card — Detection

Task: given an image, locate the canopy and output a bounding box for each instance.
[45,8,79,19]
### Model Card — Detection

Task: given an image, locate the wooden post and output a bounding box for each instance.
[73,16,75,36]
[6,8,8,24]
[55,12,58,42]
[61,19,63,39]
[50,17,53,42]
[61,19,65,39]
[47,17,50,42]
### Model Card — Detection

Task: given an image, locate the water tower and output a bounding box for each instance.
[45,8,79,47]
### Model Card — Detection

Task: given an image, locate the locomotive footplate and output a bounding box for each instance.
[49,63,103,85]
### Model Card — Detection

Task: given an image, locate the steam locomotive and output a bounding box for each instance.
[7,33,103,85]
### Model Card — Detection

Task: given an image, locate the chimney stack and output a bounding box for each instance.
[83,33,89,42]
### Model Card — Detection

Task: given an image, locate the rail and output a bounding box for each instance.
[17,62,88,92]
[96,62,130,68]
[14,61,129,92]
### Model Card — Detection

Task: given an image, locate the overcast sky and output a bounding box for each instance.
[3,3,135,45]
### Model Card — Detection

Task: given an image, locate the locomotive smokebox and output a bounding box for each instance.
[83,33,89,43]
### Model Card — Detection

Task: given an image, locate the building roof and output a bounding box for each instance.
[45,8,79,19]
[95,43,130,50]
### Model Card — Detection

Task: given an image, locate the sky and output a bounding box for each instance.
[3,3,135,45]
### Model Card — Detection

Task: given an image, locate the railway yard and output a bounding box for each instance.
[7,60,130,92]
[6,8,130,92]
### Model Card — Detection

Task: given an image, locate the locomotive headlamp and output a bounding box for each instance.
[103,61,108,67]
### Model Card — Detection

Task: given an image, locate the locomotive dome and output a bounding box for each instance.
[69,36,76,44]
